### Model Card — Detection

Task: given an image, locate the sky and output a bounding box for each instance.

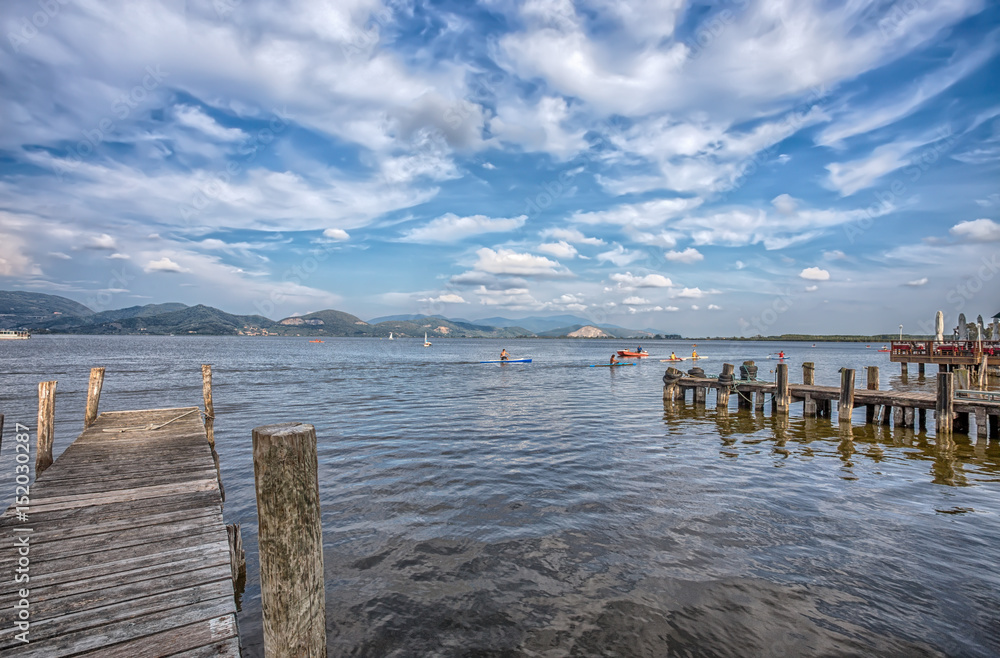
[1,0,998,335]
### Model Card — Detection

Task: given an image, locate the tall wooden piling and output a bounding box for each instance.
[865,366,879,424]
[36,380,56,474]
[716,363,735,410]
[0,414,4,457]
[774,363,789,414]
[901,362,908,376]
[975,409,988,440]
[253,422,327,658]
[935,372,954,435]
[802,362,815,385]
[84,366,105,428]
[202,364,224,502]
[918,362,925,377]
[838,369,855,424]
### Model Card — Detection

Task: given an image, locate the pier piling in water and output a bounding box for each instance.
[202,364,224,502]
[865,366,879,424]
[84,366,105,428]
[36,380,56,475]
[716,363,735,410]
[774,363,789,414]
[253,422,327,658]
[838,369,855,424]
[936,372,954,435]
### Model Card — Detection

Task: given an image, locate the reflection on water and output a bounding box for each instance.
[2,337,999,657]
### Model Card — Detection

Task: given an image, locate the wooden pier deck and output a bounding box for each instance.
[0,406,239,657]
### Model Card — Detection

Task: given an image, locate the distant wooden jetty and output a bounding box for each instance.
[664,362,1000,439]
[0,368,243,656]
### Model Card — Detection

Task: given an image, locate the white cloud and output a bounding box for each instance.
[424,293,466,304]
[86,233,118,250]
[482,162,496,170]
[403,214,527,243]
[108,253,131,260]
[596,244,642,266]
[799,267,830,281]
[173,105,247,142]
[49,252,72,260]
[805,285,819,292]
[472,247,565,276]
[664,247,704,264]
[538,241,578,259]
[540,227,605,245]
[676,287,706,299]
[492,96,588,160]
[825,140,921,196]
[950,218,1000,242]
[664,305,679,311]
[771,194,799,215]
[824,249,847,260]
[906,277,929,287]
[609,272,672,288]
[571,198,703,230]
[323,228,350,241]
[707,304,721,310]
[144,257,191,273]
[623,296,651,305]
[690,304,700,310]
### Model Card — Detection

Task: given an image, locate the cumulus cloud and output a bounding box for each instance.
[572,198,703,230]
[424,293,466,303]
[664,247,704,264]
[676,287,706,299]
[403,214,527,243]
[950,218,1000,242]
[86,234,118,250]
[707,304,721,310]
[144,257,190,273]
[540,227,605,245]
[623,296,651,305]
[596,244,642,266]
[472,248,565,276]
[906,277,929,286]
[323,228,350,241]
[800,267,830,281]
[538,241,578,259]
[609,272,673,288]
[805,285,819,292]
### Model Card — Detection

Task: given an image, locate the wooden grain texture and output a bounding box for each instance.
[802,362,815,386]
[84,367,105,428]
[201,364,224,504]
[838,369,855,424]
[253,422,327,658]
[774,363,789,414]
[936,372,954,434]
[0,406,238,657]
[36,380,56,474]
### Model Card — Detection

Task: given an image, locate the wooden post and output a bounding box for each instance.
[774,363,789,414]
[694,386,706,406]
[935,372,954,435]
[918,362,925,376]
[253,423,326,658]
[36,380,56,475]
[865,366,879,424]
[754,391,765,411]
[227,522,247,586]
[0,414,4,457]
[975,409,988,439]
[954,368,969,391]
[716,364,735,410]
[838,368,855,424]
[803,394,817,417]
[892,406,903,427]
[919,408,927,430]
[990,414,999,440]
[84,367,105,428]
[202,364,224,502]
[903,407,914,429]
[900,362,908,376]
[802,362,815,385]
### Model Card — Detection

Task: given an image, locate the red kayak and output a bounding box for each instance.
[616,350,649,357]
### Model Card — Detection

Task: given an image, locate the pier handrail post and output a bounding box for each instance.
[935,372,954,435]
[253,423,327,658]
[865,366,879,424]
[774,363,789,414]
[838,369,855,424]
[202,364,224,502]
[802,362,814,385]
[84,367,105,428]
[36,380,56,475]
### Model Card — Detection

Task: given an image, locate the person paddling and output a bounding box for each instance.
[500,348,509,361]
[670,351,677,360]
[610,354,619,365]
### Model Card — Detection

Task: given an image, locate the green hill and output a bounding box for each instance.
[65,305,275,335]
[0,290,94,328]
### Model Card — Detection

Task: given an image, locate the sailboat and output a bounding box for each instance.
[424,332,432,347]
[388,332,393,340]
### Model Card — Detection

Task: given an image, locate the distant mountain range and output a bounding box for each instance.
[0,291,679,339]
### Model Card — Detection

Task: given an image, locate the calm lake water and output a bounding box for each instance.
[2,336,999,656]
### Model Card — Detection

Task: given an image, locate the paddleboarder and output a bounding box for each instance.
[610,354,619,365]
[500,348,509,361]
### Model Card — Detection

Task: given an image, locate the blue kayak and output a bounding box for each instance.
[480,358,532,363]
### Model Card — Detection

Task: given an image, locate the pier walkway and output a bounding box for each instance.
[0,407,239,657]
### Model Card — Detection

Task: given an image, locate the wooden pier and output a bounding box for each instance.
[664,362,1000,439]
[0,406,240,656]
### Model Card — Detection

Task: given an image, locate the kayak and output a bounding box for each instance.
[480,358,532,363]
[589,362,635,367]
[659,357,687,362]
[616,350,650,357]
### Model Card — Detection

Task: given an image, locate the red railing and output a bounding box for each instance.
[890,340,998,357]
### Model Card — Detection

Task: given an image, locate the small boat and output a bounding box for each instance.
[423,332,431,347]
[616,350,649,357]
[480,358,532,363]
[877,346,890,352]
[389,332,393,340]
[589,362,635,367]
[0,330,30,340]
[308,339,324,343]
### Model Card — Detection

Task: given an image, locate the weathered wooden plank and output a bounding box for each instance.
[73,616,240,658]
[25,478,220,514]
[161,636,243,658]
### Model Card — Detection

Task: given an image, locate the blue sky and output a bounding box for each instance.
[1,0,998,335]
